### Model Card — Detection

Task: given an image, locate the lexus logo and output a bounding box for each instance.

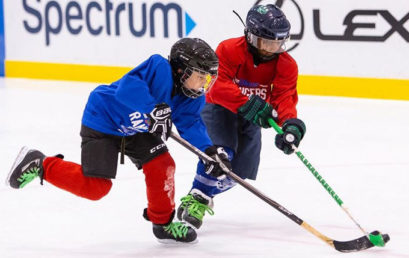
[313,10,409,42]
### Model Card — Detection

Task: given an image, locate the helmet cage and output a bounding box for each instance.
[180,66,218,99]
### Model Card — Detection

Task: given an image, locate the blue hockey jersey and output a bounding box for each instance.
[82,54,212,151]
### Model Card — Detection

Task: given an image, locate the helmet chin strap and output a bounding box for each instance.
[244,29,279,66]
[180,85,201,99]
[247,43,278,66]
[171,69,183,97]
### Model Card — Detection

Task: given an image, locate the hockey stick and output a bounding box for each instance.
[169,131,389,252]
[253,0,263,6]
[267,118,389,247]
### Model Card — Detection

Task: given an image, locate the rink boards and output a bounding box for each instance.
[0,0,408,100]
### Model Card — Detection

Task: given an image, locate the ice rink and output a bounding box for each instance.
[1,77,409,258]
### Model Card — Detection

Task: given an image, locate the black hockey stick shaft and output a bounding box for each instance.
[170,132,302,223]
[171,134,302,223]
[169,132,387,252]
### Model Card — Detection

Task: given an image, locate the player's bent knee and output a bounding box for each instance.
[142,152,175,185]
[160,152,175,175]
[144,152,175,173]
[81,178,113,201]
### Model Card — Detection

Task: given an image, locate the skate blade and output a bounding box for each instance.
[5,146,29,187]
[157,238,198,244]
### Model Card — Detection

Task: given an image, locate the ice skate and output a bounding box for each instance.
[177,189,214,229]
[152,221,197,243]
[7,147,45,189]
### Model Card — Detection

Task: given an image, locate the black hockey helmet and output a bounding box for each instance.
[245,4,291,62]
[169,38,219,98]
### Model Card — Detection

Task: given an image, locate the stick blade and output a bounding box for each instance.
[333,233,390,252]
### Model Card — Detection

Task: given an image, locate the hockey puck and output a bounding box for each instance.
[369,230,390,247]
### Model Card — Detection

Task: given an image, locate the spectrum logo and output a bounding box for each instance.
[22,0,197,46]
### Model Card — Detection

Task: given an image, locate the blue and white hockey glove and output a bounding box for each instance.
[238,95,278,128]
[275,118,306,155]
[203,146,232,180]
[148,103,172,141]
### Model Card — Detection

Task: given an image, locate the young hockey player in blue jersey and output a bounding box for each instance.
[177,5,306,230]
[7,38,232,243]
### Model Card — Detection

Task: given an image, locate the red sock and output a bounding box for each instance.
[43,157,112,201]
[143,152,175,224]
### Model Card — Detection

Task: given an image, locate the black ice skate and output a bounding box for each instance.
[152,221,197,243]
[177,189,214,229]
[7,147,45,189]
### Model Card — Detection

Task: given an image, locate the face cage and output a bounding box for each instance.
[180,67,217,99]
[247,32,289,54]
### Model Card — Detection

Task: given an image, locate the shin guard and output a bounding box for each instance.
[143,152,175,225]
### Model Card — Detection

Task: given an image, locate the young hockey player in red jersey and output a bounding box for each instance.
[7,38,232,243]
[177,4,306,229]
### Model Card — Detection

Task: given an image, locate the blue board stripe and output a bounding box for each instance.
[0,0,5,76]
[185,12,196,36]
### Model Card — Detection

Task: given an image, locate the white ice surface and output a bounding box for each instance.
[1,78,409,258]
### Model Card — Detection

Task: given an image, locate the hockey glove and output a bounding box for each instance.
[203,146,232,180]
[275,118,306,155]
[237,95,278,128]
[148,103,172,141]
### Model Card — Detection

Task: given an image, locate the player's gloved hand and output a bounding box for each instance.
[203,146,232,180]
[275,118,306,155]
[148,103,172,140]
[237,95,278,128]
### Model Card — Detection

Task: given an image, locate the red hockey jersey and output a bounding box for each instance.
[206,36,298,125]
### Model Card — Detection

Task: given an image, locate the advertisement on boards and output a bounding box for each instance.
[1,0,408,98]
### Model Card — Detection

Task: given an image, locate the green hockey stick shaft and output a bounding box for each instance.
[268,119,344,205]
[267,118,375,240]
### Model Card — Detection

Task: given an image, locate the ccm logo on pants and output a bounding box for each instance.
[150,143,166,153]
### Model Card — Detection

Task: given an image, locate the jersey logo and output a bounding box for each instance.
[118,111,149,136]
[234,78,270,100]
[234,78,260,88]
